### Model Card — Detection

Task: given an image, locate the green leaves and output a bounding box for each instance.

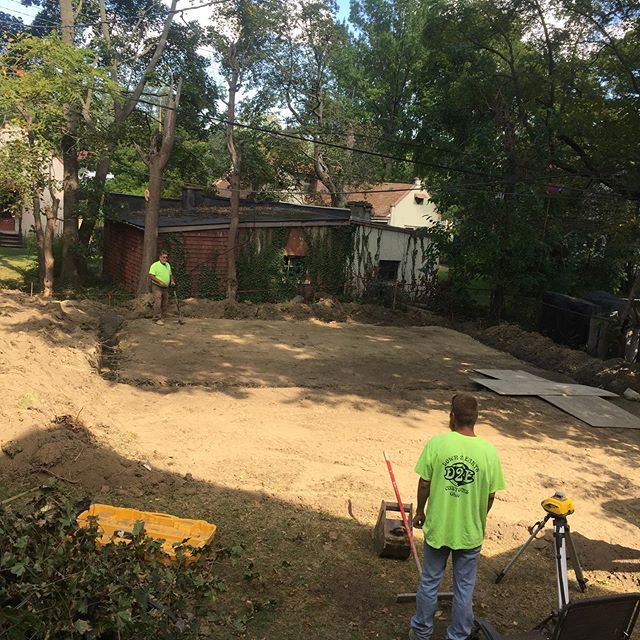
[0,487,226,638]
[73,619,92,634]
[409,0,640,317]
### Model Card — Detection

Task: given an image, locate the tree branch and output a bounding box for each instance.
[120,0,179,120]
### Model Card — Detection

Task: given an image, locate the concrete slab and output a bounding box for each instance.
[540,395,640,429]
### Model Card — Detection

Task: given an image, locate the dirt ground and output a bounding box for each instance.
[1,290,639,639]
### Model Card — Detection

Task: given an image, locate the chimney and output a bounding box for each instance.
[348,200,373,221]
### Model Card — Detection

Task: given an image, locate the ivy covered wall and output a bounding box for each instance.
[350,224,435,301]
[154,223,434,303]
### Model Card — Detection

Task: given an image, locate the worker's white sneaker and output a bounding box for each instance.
[155,319,165,325]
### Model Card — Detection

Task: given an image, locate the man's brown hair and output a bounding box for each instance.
[451,393,478,427]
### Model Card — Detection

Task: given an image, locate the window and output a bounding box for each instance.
[283,255,306,279]
[414,196,425,205]
[377,260,400,282]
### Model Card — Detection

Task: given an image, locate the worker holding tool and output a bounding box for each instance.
[409,393,506,640]
[148,249,175,325]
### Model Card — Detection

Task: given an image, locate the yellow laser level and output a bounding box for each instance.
[541,491,574,517]
[496,490,586,613]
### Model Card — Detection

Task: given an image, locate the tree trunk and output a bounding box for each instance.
[226,47,240,301]
[60,132,79,287]
[488,286,504,323]
[31,194,45,287]
[43,196,58,297]
[137,159,163,295]
[59,0,79,287]
[77,150,113,279]
[136,79,182,295]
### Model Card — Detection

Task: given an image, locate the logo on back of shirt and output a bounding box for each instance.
[444,462,476,486]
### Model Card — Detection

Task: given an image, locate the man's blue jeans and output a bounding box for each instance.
[410,543,482,640]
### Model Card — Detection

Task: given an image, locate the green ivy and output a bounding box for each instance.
[303,226,355,298]
[236,228,298,303]
[197,250,224,299]
[162,234,192,299]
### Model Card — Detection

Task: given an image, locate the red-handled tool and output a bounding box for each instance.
[383,450,422,576]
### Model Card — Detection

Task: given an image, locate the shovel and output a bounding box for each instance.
[173,289,185,324]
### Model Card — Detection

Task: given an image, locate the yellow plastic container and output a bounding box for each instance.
[77,503,216,561]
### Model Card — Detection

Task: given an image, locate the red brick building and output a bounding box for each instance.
[102,191,354,295]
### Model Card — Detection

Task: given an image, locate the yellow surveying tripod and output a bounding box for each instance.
[495,491,587,612]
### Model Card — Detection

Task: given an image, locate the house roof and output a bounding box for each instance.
[213,179,252,200]
[117,202,352,232]
[316,182,419,221]
[359,183,418,221]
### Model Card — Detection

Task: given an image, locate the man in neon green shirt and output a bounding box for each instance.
[148,249,175,325]
[409,393,505,640]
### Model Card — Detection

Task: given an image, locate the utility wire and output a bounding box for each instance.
[0,5,631,191]
[2,7,634,201]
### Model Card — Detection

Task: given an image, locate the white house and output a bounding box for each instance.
[350,221,434,297]
[358,180,439,228]
[0,123,64,242]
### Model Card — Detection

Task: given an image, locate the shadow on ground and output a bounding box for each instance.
[1,419,638,640]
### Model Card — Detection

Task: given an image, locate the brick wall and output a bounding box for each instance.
[104,223,313,295]
[180,228,229,295]
[103,222,143,292]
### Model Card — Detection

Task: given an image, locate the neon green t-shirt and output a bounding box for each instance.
[149,260,172,286]
[415,431,506,550]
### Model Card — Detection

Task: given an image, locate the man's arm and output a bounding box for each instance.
[487,492,496,513]
[412,478,430,528]
[149,273,167,287]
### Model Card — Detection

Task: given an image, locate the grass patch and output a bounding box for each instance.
[0,246,38,290]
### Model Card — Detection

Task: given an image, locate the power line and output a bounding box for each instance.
[0,5,630,193]
[130,95,492,177]
[131,95,638,200]
[3,7,635,201]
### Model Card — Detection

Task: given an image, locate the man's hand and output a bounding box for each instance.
[413,511,425,529]
[170,278,176,287]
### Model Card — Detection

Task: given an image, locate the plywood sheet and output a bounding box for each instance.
[475,369,543,381]
[471,377,557,396]
[540,395,640,429]
[472,370,617,397]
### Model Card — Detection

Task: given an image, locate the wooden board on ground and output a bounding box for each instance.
[472,371,617,397]
[540,395,640,430]
[475,369,545,381]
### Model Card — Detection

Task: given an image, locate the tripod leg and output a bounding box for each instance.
[495,516,550,584]
[565,527,588,592]
[554,519,570,611]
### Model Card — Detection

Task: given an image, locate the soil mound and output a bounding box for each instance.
[478,323,640,393]
[2,415,182,500]
[160,297,441,327]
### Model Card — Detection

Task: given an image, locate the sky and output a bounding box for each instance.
[0,0,39,22]
[0,0,353,27]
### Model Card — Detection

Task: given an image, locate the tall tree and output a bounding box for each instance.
[209,0,279,300]
[28,0,182,280]
[269,0,377,206]
[349,0,427,179]
[411,0,639,319]
[58,0,81,286]
[76,0,180,279]
[136,79,183,294]
[0,34,108,295]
